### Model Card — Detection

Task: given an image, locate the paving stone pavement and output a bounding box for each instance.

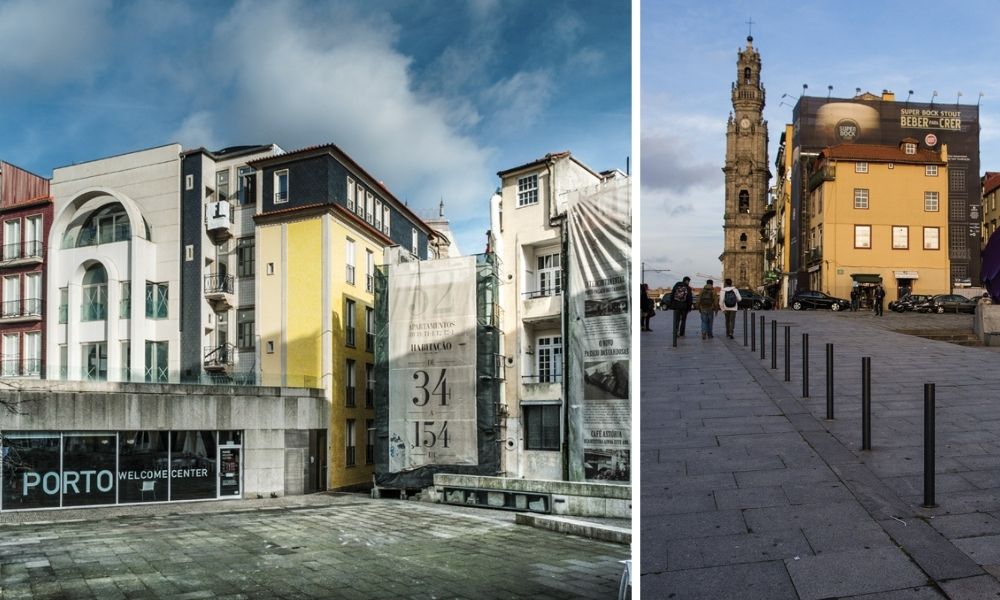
[0,493,627,599]
[642,308,1000,599]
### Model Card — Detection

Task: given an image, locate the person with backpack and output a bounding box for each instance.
[720,278,742,339]
[639,283,655,331]
[669,276,693,347]
[698,279,720,339]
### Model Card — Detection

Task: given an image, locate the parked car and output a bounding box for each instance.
[917,294,978,314]
[737,289,773,310]
[789,290,851,311]
[888,294,933,313]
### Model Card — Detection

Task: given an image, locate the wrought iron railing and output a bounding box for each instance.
[204,273,234,295]
[522,286,562,299]
[203,344,235,368]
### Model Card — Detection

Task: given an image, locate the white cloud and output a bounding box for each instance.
[481,70,555,132]
[172,0,496,222]
[0,0,111,84]
[173,112,219,151]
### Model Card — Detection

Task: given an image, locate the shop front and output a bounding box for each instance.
[1,430,243,511]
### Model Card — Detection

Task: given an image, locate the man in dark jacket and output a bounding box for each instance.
[669,276,693,347]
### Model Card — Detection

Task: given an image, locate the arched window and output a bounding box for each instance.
[78,203,131,247]
[744,67,751,84]
[739,190,750,213]
[82,263,108,321]
[740,233,748,250]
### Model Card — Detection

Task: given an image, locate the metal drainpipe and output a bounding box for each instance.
[545,159,573,482]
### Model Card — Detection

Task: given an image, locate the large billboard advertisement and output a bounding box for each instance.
[793,95,981,284]
[566,177,631,483]
[387,256,478,472]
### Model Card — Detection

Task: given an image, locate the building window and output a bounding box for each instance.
[237,308,255,350]
[892,226,909,249]
[365,306,375,352]
[738,189,749,213]
[347,176,356,211]
[59,287,68,324]
[22,272,40,316]
[365,419,375,464]
[366,191,374,224]
[365,363,375,408]
[346,420,357,467]
[82,342,108,381]
[237,166,254,205]
[274,170,289,203]
[856,162,869,173]
[924,227,940,250]
[145,282,168,319]
[375,200,382,231]
[346,359,356,407]
[366,250,375,293]
[345,299,356,347]
[24,331,40,376]
[739,232,747,250]
[924,191,939,212]
[118,281,130,319]
[951,225,967,255]
[2,333,19,377]
[951,197,967,220]
[25,215,42,258]
[355,183,365,217]
[144,341,168,382]
[537,336,562,383]
[81,264,108,321]
[951,169,966,192]
[854,188,869,209]
[926,164,938,176]
[411,228,418,256]
[517,174,539,207]
[383,206,391,235]
[4,219,20,260]
[216,169,230,202]
[185,174,194,191]
[236,237,255,277]
[904,142,917,155]
[743,66,751,84]
[346,238,356,285]
[854,225,872,249]
[537,251,561,296]
[524,404,560,450]
[5,274,23,317]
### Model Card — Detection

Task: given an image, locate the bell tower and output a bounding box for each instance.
[721,35,770,288]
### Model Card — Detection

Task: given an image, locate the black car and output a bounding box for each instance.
[790,290,851,311]
[888,294,933,313]
[918,294,978,314]
[737,289,773,310]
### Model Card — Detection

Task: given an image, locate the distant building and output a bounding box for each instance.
[721,35,771,289]
[0,161,51,378]
[425,200,461,259]
[981,171,1000,249]
[803,140,950,304]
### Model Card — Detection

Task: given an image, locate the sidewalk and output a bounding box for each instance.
[642,308,1000,599]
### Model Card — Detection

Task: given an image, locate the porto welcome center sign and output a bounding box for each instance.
[387,256,478,472]
[566,177,631,483]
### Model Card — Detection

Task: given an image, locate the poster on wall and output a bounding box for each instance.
[387,256,478,472]
[566,177,631,483]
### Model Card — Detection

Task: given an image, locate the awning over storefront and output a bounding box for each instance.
[851,273,882,284]
[893,271,919,279]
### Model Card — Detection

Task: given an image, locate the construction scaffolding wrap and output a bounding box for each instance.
[374,253,502,489]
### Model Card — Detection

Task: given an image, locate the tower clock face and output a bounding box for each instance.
[740,117,750,130]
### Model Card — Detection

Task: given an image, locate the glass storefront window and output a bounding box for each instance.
[118,431,170,504]
[2,433,61,510]
[169,431,218,501]
[61,434,117,507]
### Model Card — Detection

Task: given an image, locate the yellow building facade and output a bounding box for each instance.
[805,140,950,303]
[257,206,385,490]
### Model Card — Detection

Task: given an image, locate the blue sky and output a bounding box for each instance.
[642,0,1000,289]
[0,0,630,256]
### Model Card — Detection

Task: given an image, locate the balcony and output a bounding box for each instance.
[204,274,234,309]
[77,223,130,247]
[807,247,822,264]
[521,374,562,401]
[0,358,40,378]
[1,298,42,323]
[522,288,561,323]
[808,165,836,191]
[204,344,235,373]
[481,302,503,330]
[205,200,233,241]
[0,240,43,267]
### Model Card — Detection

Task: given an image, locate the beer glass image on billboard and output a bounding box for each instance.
[815,101,880,145]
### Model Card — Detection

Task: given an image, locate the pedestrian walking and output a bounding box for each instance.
[850,286,860,312]
[874,284,885,316]
[697,279,720,339]
[720,278,742,339]
[668,276,693,347]
[639,283,655,331]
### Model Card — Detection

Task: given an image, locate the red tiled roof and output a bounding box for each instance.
[819,143,945,165]
[983,172,1000,196]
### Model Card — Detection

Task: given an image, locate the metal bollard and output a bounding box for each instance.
[784,325,791,382]
[825,343,834,419]
[760,315,766,360]
[771,320,778,370]
[861,357,871,450]
[750,311,756,350]
[743,310,748,346]
[802,333,809,397]
[923,383,936,508]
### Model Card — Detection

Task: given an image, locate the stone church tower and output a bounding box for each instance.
[721,35,770,288]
